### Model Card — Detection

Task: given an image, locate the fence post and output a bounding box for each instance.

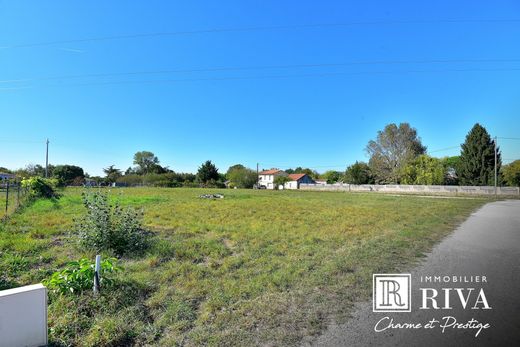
[5,180,9,216]
[93,255,101,294]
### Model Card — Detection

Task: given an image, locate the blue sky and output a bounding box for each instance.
[1,1,519,176]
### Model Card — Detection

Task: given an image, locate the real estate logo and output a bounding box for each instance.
[373,274,411,312]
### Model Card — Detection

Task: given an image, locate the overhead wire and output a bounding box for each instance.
[3,18,520,49]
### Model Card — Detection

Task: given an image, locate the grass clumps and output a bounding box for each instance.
[75,191,152,257]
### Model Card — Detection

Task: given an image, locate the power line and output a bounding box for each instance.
[0,139,45,144]
[3,67,520,91]
[3,19,519,49]
[2,58,520,84]
[428,145,460,153]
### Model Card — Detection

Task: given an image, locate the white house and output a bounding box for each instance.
[258,169,286,189]
[258,169,315,190]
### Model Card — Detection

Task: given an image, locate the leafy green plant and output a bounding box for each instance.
[21,177,60,199]
[43,257,120,295]
[273,175,291,189]
[75,191,152,256]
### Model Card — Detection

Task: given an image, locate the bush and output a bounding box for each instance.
[43,258,119,295]
[21,177,60,199]
[75,191,152,256]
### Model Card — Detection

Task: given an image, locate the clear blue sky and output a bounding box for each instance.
[1,1,519,176]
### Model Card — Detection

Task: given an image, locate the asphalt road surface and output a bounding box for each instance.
[308,199,520,347]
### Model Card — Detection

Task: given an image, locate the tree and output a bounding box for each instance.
[133,151,163,175]
[502,160,520,187]
[366,123,426,183]
[273,175,291,189]
[103,165,122,184]
[344,161,373,184]
[458,123,501,186]
[15,164,55,178]
[226,164,257,188]
[401,155,445,185]
[53,165,84,186]
[197,160,219,184]
[322,170,342,184]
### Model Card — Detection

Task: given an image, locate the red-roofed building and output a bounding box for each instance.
[258,169,286,189]
[257,169,315,189]
[285,173,315,189]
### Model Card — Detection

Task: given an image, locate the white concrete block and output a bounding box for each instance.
[0,283,47,347]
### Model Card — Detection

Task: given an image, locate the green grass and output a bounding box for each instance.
[0,187,488,346]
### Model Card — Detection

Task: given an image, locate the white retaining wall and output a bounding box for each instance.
[300,183,520,196]
[0,284,47,347]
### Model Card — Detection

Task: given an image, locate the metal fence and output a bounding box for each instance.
[1,180,28,220]
[300,183,520,196]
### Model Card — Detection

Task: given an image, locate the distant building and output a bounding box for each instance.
[258,169,286,189]
[285,173,315,189]
[0,173,15,181]
[257,169,315,190]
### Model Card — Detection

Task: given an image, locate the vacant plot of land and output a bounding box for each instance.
[0,188,487,346]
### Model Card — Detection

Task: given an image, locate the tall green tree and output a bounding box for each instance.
[401,155,445,185]
[366,123,426,183]
[133,151,165,174]
[197,160,219,184]
[322,170,342,184]
[458,123,501,185]
[502,160,520,187]
[344,161,373,184]
[226,164,257,188]
[53,165,84,186]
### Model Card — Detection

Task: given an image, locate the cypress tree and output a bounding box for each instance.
[459,123,501,185]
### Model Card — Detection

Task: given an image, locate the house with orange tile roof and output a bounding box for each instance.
[258,169,315,189]
[258,169,285,189]
[285,173,316,189]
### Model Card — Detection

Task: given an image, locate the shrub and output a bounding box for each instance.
[273,175,291,189]
[21,177,60,199]
[75,191,151,256]
[43,257,120,295]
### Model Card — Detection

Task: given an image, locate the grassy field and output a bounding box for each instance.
[0,187,487,346]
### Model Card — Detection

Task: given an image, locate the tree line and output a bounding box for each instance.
[322,123,519,187]
[1,123,519,188]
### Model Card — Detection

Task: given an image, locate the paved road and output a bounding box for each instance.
[308,199,520,347]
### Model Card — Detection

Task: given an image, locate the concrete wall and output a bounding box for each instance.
[300,183,520,196]
[0,284,47,347]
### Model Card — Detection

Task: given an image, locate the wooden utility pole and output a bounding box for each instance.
[5,180,9,215]
[45,139,49,178]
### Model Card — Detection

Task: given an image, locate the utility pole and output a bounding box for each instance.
[45,139,49,178]
[494,136,497,197]
[256,163,259,189]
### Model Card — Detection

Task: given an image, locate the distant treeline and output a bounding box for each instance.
[1,123,519,188]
